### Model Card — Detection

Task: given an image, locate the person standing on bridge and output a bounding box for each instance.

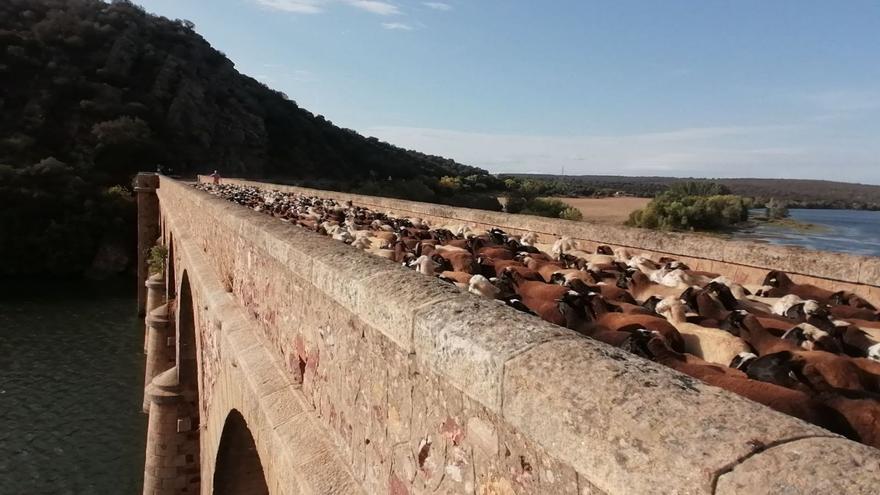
[211,170,221,184]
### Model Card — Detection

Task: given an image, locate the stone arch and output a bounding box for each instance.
[176,271,202,491]
[212,410,269,495]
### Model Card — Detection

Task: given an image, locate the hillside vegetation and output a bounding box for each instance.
[626,182,750,231]
[0,0,498,277]
[504,174,880,210]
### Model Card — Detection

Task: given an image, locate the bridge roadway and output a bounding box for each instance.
[135,173,880,495]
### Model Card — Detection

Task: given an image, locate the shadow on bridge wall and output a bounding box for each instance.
[213,410,269,495]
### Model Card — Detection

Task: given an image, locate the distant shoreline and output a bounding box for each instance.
[506,173,880,211]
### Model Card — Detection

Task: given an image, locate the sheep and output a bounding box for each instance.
[780,323,841,353]
[839,327,880,361]
[818,392,880,449]
[655,297,752,366]
[436,250,476,273]
[412,255,439,276]
[762,270,836,303]
[351,236,372,250]
[551,236,579,260]
[520,231,538,247]
[438,271,473,288]
[468,275,500,299]
[503,271,571,326]
[634,332,848,430]
[619,270,686,302]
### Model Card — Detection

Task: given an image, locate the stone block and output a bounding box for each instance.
[309,241,398,314]
[715,437,880,495]
[413,295,574,413]
[273,413,364,494]
[502,338,829,495]
[259,387,308,430]
[236,344,290,400]
[858,256,880,287]
[352,267,461,352]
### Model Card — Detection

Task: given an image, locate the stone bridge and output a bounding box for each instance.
[134,173,880,495]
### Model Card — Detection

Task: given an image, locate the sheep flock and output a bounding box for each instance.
[194,182,880,450]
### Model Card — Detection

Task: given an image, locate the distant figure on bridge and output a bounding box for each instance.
[211,170,221,184]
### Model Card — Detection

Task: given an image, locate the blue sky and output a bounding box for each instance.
[136,1,880,184]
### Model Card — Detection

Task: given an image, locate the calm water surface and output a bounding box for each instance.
[0,280,144,494]
[733,209,880,257]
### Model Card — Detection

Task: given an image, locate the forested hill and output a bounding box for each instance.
[506,174,880,210]
[0,0,485,182]
[0,0,494,278]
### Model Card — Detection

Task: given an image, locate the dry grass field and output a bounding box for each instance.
[551,197,651,224]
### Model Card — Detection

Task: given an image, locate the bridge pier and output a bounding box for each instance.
[143,302,175,413]
[135,172,160,318]
[144,273,166,352]
[143,367,200,495]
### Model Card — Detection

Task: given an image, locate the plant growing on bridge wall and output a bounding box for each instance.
[148,245,168,275]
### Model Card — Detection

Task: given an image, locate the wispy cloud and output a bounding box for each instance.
[254,0,325,14]
[253,0,400,15]
[347,0,400,15]
[382,22,413,30]
[423,2,452,10]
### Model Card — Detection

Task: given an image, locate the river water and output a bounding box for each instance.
[0,280,145,494]
[733,208,880,257]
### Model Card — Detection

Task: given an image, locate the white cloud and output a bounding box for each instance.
[254,0,325,14]
[362,124,879,183]
[382,22,413,30]
[423,2,452,10]
[346,0,400,15]
[254,0,400,15]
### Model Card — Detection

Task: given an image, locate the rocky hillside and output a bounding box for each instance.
[0,0,492,277]
[0,0,485,182]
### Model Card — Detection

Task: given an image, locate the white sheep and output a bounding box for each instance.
[655,297,752,366]
[520,232,538,246]
[468,275,500,298]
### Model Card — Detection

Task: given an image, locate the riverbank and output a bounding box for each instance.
[731,208,880,257]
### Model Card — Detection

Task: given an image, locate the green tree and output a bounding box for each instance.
[627,191,748,231]
[766,198,789,219]
[559,206,583,221]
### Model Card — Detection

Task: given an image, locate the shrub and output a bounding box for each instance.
[766,198,789,219]
[148,245,168,275]
[504,195,527,214]
[627,190,749,231]
[521,198,570,218]
[559,206,583,221]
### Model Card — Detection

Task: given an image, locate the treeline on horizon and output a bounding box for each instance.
[502,174,880,210]
[0,0,501,278]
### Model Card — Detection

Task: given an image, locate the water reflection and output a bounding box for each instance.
[733,209,880,257]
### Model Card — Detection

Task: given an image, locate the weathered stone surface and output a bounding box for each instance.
[715,437,880,495]
[859,256,880,287]
[502,338,833,495]
[352,267,461,352]
[413,295,574,412]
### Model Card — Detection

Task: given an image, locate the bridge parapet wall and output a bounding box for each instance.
[165,176,880,494]
[205,176,880,304]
